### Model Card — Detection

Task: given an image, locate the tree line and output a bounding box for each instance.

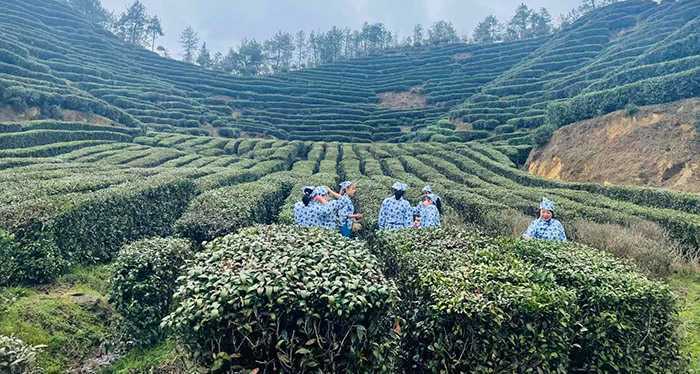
[65,0,623,76]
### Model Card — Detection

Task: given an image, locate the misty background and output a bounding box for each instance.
[100,0,582,59]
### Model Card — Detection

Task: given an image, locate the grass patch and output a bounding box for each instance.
[101,340,198,373]
[0,265,112,373]
[670,271,700,373]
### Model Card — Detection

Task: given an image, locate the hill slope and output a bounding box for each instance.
[0,0,698,143]
[446,0,700,146]
[528,98,700,193]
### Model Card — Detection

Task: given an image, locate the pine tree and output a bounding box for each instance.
[506,3,533,41]
[294,30,307,69]
[473,15,503,44]
[196,42,212,68]
[67,0,112,28]
[530,8,552,37]
[179,26,199,63]
[145,16,163,51]
[114,0,149,46]
[427,21,459,45]
[412,24,424,47]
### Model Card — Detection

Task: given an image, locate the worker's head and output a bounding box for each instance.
[539,208,553,221]
[340,181,357,197]
[392,182,407,200]
[421,194,434,206]
[302,186,315,206]
[539,197,555,221]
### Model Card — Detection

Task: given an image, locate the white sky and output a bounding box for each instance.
[101,0,582,58]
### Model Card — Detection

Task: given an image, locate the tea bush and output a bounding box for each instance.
[162,225,400,372]
[0,335,41,374]
[175,178,292,244]
[373,228,577,372]
[372,227,684,372]
[110,237,193,346]
[0,175,197,284]
[507,239,684,372]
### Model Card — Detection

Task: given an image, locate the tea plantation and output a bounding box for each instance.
[1,0,698,143]
[0,0,699,372]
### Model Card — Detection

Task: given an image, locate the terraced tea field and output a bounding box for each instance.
[0,122,698,371]
[1,0,699,371]
[1,0,698,144]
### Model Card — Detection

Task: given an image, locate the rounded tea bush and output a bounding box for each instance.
[0,335,41,373]
[109,237,193,346]
[162,225,400,373]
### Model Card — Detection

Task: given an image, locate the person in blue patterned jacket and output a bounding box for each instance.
[415,194,441,228]
[523,197,567,241]
[378,182,412,230]
[293,186,317,227]
[310,186,337,230]
[327,181,363,237]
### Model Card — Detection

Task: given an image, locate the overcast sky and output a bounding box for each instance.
[101,0,582,58]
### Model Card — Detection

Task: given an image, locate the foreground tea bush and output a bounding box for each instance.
[0,335,41,373]
[162,225,399,372]
[508,239,684,372]
[373,228,577,372]
[109,237,193,347]
[372,228,684,373]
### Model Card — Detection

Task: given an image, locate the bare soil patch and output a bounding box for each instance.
[378,87,427,110]
[527,98,700,193]
[452,52,473,61]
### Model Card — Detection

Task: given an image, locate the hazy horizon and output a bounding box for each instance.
[100,0,582,58]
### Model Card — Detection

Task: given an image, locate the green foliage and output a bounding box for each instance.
[372,227,685,372]
[175,177,293,244]
[0,230,66,286]
[373,228,577,372]
[509,239,684,372]
[532,124,555,146]
[0,176,197,284]
[109,238,193,347]
[162,225,400,372]
[0,335,42,374]
[547,68,700,128]
[624,103,640,117]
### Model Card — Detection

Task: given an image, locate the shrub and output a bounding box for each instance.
[0,175,197,285]
[372,227,684,373]
[508,239,684,372]
[175,178,293,244]
[482,208,531,237]
[0,335,42,373]
[568,219,680,278]
[372,228,577,372]
[531,124,555,146]
[162,225,400,372]
[624,103,640,117]
[217,127,240,138]
[0,230,66,286]
[110,237,193,346]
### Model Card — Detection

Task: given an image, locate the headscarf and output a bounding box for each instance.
[539,197,555,212]
[312,186,328,197]
[339,181,353,193]
[391,181,408,192]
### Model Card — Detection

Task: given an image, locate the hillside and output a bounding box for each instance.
[1,0,700,372]
[1,0,698,144]
[528,98,700,193]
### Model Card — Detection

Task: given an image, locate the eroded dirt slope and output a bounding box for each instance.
[528,99,700,193]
